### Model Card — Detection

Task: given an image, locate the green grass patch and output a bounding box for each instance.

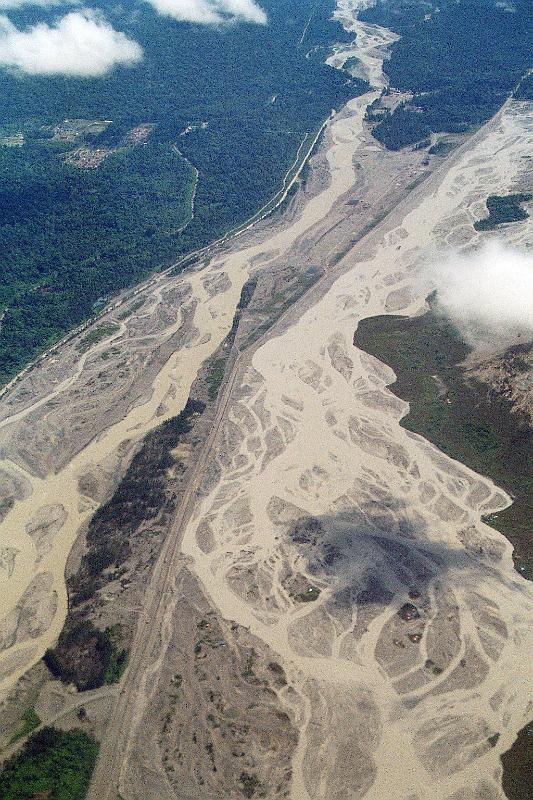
[0,727,98,800]
[474,194,532,231]
[102,624,128,685]
[354,311,533,579]
[76,323,119,354]
[242,650,256,680]
[8,708,41,746]
[242,269,321,350]
[206,358,227,401]
[116,297,145,321]
[294,586,321,602]
[428,140,457,157]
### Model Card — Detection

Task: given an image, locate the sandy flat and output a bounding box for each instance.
[0,5,531,800]
[0,0,397,703]
[178,40,533,800]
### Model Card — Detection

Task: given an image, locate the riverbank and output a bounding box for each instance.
[354,311,532,579]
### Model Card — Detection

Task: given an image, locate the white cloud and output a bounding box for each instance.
[146,0,267,25]
[430,240,533,348]
[0,9,143,76]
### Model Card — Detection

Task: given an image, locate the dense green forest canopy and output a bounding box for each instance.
[0,727,99,800]
[360,0,532,149]
[0,0,365,384]
[474,195,533,231]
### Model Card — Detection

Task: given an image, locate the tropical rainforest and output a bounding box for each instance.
[0,0,364,384]
[361,0,532,150]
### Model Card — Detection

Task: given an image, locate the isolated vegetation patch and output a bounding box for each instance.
[0,727,98,800]
[474,194,532,231]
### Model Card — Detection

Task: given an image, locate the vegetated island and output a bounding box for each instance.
[354,309,532,800]
[474,194,532,231]
[43,397,206,691]
[0,727,99,800]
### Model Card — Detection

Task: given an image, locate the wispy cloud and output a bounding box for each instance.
[0,9,143,76]
[429,240,533,347]
[146,0,267,25]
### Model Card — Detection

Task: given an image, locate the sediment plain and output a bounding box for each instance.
[0,0,400,703]
[0,2,532,799]
[178,98,533,798]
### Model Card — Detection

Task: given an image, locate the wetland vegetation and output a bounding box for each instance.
[354,311,533,579]
[355,309,533,800]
